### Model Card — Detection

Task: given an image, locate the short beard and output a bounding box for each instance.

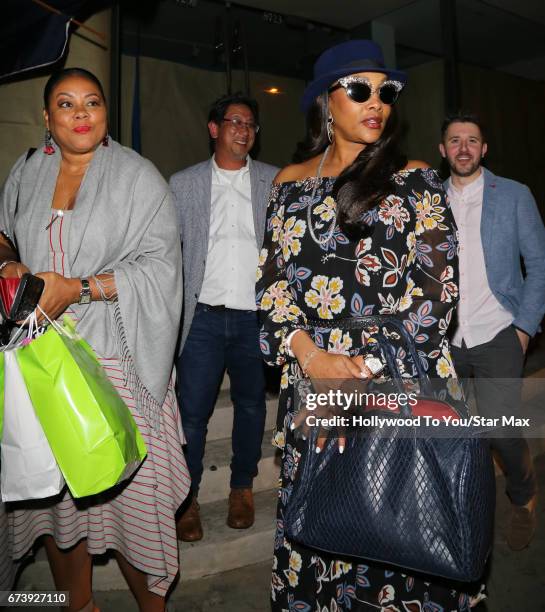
[449,159,480,178]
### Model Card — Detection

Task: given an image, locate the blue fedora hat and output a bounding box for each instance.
[301,39,407,113]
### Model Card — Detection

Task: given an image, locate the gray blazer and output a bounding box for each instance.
[169,157,278,352]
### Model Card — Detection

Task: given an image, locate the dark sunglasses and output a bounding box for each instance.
[328,76,404,105]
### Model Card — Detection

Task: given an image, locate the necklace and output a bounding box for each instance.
[306,145,337,246]
[45,168,86,230]
[44,206,69,231]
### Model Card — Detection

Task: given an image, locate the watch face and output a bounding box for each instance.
[79,279,92,305]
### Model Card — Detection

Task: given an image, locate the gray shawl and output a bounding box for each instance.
[0,140,183,430]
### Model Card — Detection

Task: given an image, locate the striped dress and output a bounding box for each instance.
[0,211,190,595]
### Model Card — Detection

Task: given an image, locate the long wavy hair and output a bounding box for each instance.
[294,91,407,239]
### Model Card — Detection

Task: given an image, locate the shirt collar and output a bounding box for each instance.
[212,155,251,177]
[447,170,484,202]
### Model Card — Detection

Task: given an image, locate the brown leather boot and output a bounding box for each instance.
[227,488,255,529]
[176,497,203,542]
[507,494,537,551]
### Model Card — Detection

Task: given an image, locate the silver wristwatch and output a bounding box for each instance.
[78,278,92,305]
[363,354,384,376]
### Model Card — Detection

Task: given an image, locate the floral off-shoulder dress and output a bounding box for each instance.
[256,169,486,612]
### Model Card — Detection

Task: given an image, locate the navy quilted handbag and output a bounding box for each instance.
[284,316,495,582]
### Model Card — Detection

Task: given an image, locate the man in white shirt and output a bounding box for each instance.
[170,94,278,541]
[439,113,545,551]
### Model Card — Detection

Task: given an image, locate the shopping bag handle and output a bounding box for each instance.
[1,305,81,351]
[1,310,39,351]
[36,305,78,340]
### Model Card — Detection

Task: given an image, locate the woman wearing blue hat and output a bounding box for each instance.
[256,40,486,610]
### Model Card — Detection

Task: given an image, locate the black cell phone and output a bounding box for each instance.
[10,273,45,321]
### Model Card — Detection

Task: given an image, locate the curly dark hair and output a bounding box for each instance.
[294,92,407,239]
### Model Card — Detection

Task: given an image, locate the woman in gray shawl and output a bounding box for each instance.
[0,68,188,611]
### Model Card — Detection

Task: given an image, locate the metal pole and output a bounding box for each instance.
[224,2,232,94]
[440,0,461,113]
[241,21,250,96]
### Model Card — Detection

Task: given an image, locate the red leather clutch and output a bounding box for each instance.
[0,278,21,320]
[0,275,45,321]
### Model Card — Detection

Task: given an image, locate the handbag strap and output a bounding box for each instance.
[305,315,434,404]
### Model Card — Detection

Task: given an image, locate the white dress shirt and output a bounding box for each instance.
[198,156,259,310]
[447,171,513,348]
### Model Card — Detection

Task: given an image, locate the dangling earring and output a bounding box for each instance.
[327,113,334,143]
[102,133,109,147]
[43,129,55,155]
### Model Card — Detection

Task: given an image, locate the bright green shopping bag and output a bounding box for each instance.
[16,317,147,498]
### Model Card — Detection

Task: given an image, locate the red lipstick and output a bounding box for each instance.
[362,116,382,129]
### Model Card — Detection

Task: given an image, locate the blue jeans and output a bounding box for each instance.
[176,303,266,494]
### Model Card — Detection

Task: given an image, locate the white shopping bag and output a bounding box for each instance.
[1,350,65,501]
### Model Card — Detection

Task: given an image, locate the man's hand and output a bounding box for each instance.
[515,328,530,354]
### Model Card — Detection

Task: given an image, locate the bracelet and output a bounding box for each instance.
[301,347,324,376]
[0,260,17,275]
[93,273,118,303]
[285,328,303,357]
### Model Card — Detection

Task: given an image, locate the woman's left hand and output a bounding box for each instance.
[34,272,80,321]
[350,354,374,378]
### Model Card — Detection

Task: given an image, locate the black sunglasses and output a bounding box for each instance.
[328,76,404,105]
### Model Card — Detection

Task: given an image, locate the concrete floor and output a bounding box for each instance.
[95,561,271,611]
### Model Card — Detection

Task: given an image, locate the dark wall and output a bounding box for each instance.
[460,63,545,215]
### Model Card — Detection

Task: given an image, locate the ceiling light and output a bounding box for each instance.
[265,87,282,94]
